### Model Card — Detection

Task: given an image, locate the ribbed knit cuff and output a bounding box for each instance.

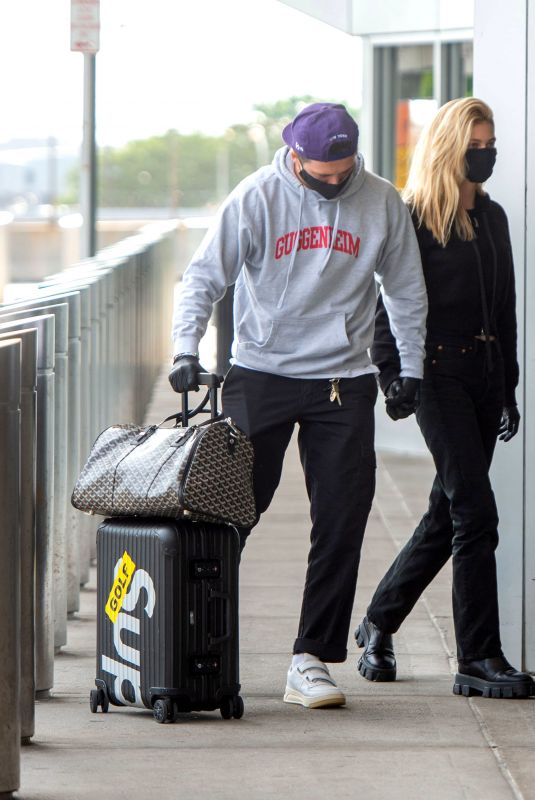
[378,366,399,395]
[173,336,200,357]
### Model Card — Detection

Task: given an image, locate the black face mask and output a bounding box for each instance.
[465,147,497,183]
[299,163,353,199]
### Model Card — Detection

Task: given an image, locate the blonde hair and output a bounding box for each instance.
[402,97,494,246]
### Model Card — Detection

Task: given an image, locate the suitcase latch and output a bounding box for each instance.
[190,559,221,579]
[190,656,221,675]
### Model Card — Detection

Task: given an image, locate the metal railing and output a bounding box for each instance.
[0,338,22,799]
[0,220,177,799]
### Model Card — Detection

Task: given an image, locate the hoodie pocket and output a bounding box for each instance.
[236,303,273,348]
[266,312,349,358]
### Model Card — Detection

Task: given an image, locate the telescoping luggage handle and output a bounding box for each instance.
[163,373,225,428]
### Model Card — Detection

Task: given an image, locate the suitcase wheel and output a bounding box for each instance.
[89,689,98,714]
[89,688,109,714]
[153,697,176,724]
[233,695,244,719]
[220,695,244,720]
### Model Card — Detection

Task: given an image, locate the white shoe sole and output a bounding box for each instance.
[283,687,346,709]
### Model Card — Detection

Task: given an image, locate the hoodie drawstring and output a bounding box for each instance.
[471,234,494,374]
[277,184,305,310]
[480,212,498,321]
[318,199,341,276]
[277,193,343,309]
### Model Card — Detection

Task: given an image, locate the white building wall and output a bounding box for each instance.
[525,0,535,673]
[473,0,533,669]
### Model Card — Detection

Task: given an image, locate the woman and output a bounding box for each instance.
[356,97,534,698]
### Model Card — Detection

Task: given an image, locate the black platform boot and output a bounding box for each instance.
[355,616,397,682]
[454,656,535,699]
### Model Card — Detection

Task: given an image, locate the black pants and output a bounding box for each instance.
[367,341,505,661]
[222,366,378,662]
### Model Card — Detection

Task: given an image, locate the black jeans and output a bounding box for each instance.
[368,340,505,661]
[222,366,378,662]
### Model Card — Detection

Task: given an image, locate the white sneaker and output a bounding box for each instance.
[283,659,346,708]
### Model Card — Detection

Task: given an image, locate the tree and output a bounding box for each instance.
[98,130,225,208]
[254,95,359,125]
[61,96,360,210]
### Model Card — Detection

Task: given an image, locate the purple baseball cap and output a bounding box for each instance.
[282,102,359,162]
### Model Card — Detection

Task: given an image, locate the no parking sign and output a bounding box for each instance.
[71,0,100,54]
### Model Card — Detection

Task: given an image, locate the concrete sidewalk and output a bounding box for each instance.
[19,370,534,800]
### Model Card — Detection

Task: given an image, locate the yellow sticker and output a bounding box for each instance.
[105,551,136,623]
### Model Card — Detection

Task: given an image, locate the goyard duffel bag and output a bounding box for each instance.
[71,374,256,528]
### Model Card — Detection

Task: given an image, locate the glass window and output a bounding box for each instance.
[442,41,473,99]
[373,41,473,188]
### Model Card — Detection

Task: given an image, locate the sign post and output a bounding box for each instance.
[71,0,100,258]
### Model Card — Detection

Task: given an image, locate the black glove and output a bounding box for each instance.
[498,405,520,442]
[168,354,204,393]
[385,377,421,421]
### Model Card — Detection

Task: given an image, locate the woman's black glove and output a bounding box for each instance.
[498,405,520,442]
[168,354,204,393]
[385,377,421,421]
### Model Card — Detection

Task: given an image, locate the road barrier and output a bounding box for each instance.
[0,315,56,697]
[0,338,22,799]
[0,221,177,798]
[0,329,37,744]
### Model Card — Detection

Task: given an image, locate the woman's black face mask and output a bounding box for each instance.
[298,160,353,199]
[465,147,497,183]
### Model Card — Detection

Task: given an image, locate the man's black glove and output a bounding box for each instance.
[168,354,204,393]
[498,405,520,442]
[385,377,421,421]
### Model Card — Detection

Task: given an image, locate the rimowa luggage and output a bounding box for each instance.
[90,516,242,723]
[88,374,244,723]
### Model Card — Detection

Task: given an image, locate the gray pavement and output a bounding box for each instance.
[19,369,535,800]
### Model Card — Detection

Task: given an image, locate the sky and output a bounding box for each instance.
[1,0,363,151]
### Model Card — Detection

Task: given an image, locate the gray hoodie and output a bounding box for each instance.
[173,147,427,380]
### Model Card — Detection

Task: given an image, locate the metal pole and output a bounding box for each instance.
[47,136,58,221]
[0,338,21,799]
[0,306,70,652]
[0,316,56,697]
[0,330,37,744]
[81,53,97,259]
[39,275,104,562]
[2,293,82,615]
[36,278,96,585]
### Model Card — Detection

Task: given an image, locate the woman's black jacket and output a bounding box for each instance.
[372,193,518,406]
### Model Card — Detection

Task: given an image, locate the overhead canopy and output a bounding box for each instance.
[277,0,473,36]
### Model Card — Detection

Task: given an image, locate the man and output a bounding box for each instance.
[169,102,427,708]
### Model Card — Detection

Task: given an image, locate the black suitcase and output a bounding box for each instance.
[90,517,241,723]
[88,375,244,724]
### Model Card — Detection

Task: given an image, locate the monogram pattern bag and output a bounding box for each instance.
[71,380,256,528]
